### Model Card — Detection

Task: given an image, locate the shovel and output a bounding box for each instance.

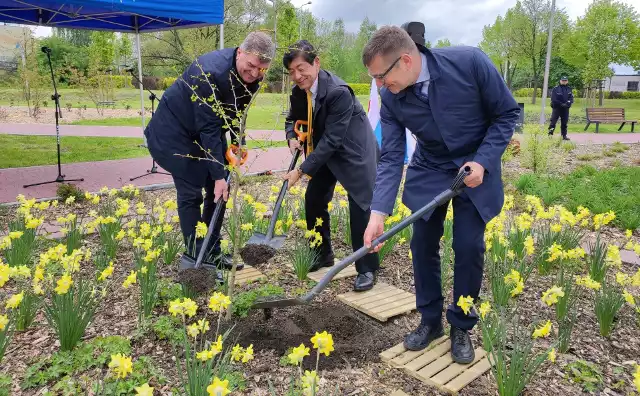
[239,120,308,266]
[250,166,471,310]
[178,146,247,293]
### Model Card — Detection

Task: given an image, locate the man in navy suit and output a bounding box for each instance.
[362,26,519,363]
[145,32,275,272]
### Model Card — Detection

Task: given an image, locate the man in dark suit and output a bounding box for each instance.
[362,26,519,363]
[548,76,574,140]
[281,40,380,292]
[144,32,275,271]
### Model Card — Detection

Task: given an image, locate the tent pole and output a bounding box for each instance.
[220,24,224,49]
[136,30,146,142]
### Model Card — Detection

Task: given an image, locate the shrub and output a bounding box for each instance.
[520,125,560,174]
[56,183,85,203]
[348,83,369,96]
[162,77,177,90]
[513,87,542,98]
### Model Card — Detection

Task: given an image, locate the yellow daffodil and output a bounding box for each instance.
[314,217,323,227]
[311,331,334,356]
[524,236,535,256]
[478,301,491,320]
[541,286,565,306]
[605,245,622,267]
[633,364,640,392]
[576,275,601,290]
[187,323,201,338]
[209,292,231,312]
[532,320,552,339]
[625,229,633,239]
[207,377,230,396]
[457,295,474,315]
[0,314,8,331]
[108,353,133,379]
[616,272,630,286]
[623,290,636,307]
[122,271,137,288]
[551,223,562,233]
[8,231,23,240]
[55,274,73,294]
[242,344,254,363]
[301,370,319,395]
[288,343,310,365]
[231,344,244,361]
[548,348,556,363]
[134,383,154,396]
[240,223,253,231]
[5,291,23,310]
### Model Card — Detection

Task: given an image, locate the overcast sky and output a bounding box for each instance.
[30,0,640,72]
[290,0,640,73]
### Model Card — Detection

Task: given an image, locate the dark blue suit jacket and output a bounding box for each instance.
[145,48,259,187]
[371,45,520,223]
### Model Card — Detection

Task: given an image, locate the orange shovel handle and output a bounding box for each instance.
[225,144,248,166]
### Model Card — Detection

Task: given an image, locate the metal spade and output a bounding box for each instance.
[250,166,471,310]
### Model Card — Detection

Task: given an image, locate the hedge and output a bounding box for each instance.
[348,83,369,96]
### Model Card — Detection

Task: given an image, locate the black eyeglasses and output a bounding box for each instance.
[368,56,402,81]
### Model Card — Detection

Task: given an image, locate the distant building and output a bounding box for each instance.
[604,73,640,92]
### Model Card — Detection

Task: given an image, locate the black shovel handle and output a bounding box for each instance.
[195,173,232,269]
[264,149,301,240]
[301,166,471,302]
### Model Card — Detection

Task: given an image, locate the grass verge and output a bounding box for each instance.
[0,135,285,169]
[515,165,640,230]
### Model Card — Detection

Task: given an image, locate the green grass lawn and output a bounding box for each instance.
[0,134,285,169]
[4,88,640,133]
[514,165,640,230]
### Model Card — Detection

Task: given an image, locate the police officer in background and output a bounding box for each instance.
[548,76,574,141]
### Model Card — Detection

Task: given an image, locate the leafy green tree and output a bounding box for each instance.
[480,10,520,89]
[561,0,640,83]
[510,0,570,104]
[435,38,452,47]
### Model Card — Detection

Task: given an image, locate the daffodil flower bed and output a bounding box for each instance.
[1,173,640,394]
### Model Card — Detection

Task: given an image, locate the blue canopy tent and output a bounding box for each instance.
[0,0,224,129]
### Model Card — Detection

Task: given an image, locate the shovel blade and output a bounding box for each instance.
[246,234,287,250]
[179,254,196,270]
[246,233,267,245]
[251,296,309,309]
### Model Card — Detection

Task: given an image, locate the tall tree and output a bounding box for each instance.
[510,0,570,103]
[562,0,640,84]
[53,28,92,47]
[434,38,452,47]
[480,10,520,89]
[350,17,377,82]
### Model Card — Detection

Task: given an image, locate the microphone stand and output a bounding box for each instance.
[127,68,170,181]
[24,48,84,188]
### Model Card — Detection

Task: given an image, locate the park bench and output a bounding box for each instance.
[584,107,636,133]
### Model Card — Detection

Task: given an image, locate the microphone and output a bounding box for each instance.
[125,67,134,73]
[41,46,51,54]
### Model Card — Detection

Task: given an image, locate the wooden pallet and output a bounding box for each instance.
[233,265,264,285]
[337,282,416,322]
[380,336,492,395]
[306,261,357,282]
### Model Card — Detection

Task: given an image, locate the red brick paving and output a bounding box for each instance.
[0,147,292,204]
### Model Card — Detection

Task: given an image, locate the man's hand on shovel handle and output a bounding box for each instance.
[364,212,386,252]
[288,139,302,155]
[213,178,229,203]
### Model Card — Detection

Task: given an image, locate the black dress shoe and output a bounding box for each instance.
[309,252,335,272]
[562,136,570,141]
[450,326,475,364]
[353,272,376,292]
[403,321,445,351]
[204,254,244,271]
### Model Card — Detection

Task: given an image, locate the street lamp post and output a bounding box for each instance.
[296,1,312,40]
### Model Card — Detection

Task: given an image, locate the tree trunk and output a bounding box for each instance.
[531,57,538,104]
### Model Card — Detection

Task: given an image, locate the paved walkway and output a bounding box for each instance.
[0,123,287,141]
[0,147,292,204]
